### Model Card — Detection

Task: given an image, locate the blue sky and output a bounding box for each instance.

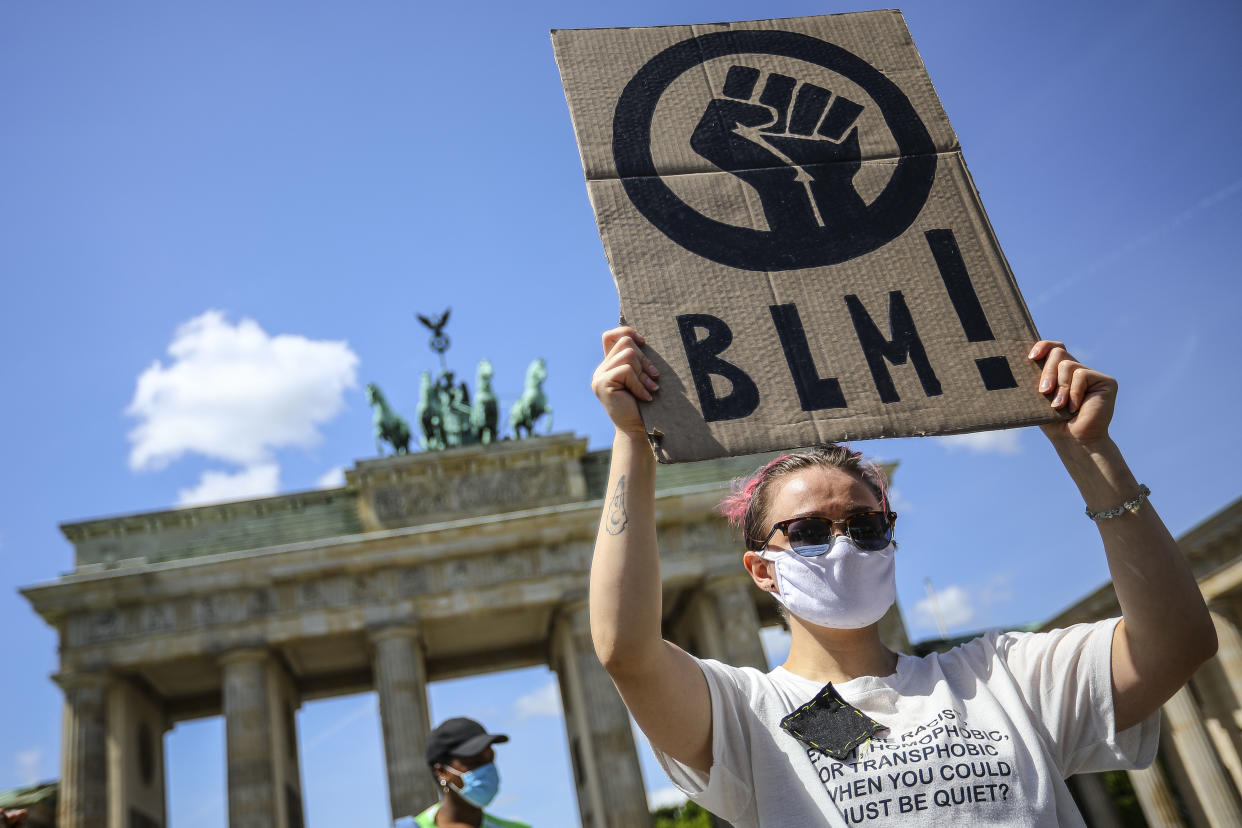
[2,0,1240,825]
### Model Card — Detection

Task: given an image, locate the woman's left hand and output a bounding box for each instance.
[1029,340,1117,445]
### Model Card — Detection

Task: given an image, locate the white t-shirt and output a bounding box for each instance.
[655,619,1158,827]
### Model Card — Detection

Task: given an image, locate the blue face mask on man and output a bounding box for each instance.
[445,762,500,808]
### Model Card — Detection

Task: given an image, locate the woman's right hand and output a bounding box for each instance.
[591,326,659,437]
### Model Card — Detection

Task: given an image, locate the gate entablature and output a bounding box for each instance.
[59,487,362,571]
[26,482,738,698]
[59,433,592,572]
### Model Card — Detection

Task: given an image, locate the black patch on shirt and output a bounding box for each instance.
[780,683,885,760]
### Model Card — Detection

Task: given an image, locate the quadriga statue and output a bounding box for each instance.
[508,358,552,439]
[365,383,411,455]
[471,359,500,444]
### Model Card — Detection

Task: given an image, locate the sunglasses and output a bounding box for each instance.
[758,511,897,556]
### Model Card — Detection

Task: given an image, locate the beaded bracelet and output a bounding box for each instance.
[1085,484,1151,521]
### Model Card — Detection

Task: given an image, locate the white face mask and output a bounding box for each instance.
[760,536,896,629]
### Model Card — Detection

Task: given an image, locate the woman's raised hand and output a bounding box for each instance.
[592,326,660,438]
[1029,340,1118,445]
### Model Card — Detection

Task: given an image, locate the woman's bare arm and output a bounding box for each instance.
[590,327,713,771]
[1032,340,1217,731]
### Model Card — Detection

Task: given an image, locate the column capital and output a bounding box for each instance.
[557,589,589,615]
[52,670,111,692]
[368,624,421,645]
[550,594,590,649]
[218,647,270,667]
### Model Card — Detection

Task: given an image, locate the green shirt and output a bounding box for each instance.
[412,803,531,828]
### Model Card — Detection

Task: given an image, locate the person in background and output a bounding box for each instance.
[402,717,531,828]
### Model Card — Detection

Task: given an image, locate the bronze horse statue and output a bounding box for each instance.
[471,359,500,444]
[415,371,445,450]
[508,358,552,439]
[366,383,411,455]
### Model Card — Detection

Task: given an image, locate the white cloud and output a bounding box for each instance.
[126,310,358,471]
[934,430,1021,455]
[979,573,1015,608]
[513,681,560,720]
[16,747,43,786]
[648,785,688,811]
[316,465,346,489]
[176,463,281,507]
[915,584,974,632]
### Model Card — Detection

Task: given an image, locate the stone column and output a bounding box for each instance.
[221,649,277,828]
[877,602,911,654]
[707,576,767,669]
[693,574,769,670]
[107,679,169,828]
[267,659,304,828]
[1211,612,1242,726]
[1199,613,1242,796]
[1204,716,1242,800]
[1126,761,1185,828]
[370,626,436,822]
[56,672,110,828]
[551,600,649,828]
[1068,773,1123,828]
[1163,684,1242,826]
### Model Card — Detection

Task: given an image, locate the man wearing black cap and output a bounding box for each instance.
[403,717,531,828]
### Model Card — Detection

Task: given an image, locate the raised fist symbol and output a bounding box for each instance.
[691,65,868,235]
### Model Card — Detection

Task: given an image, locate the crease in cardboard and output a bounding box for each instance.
[585,148,956,184]
[586,150,943,186]
[603,29,947,167]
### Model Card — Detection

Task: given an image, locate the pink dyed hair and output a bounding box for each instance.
[719,445,891,550]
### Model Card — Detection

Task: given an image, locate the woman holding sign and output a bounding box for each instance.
[589,325,1214,827]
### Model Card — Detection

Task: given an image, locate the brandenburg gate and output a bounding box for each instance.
[22,433,912,827]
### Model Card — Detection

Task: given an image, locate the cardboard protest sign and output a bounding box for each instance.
[553,11,1058,462]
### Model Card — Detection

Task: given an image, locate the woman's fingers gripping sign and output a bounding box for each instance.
[593,327,660,437]
[1028,340,1118,444]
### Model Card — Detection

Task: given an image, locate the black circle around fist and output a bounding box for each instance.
[612,29,936,271]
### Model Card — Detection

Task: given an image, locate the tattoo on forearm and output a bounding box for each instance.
[606,475,629,535]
